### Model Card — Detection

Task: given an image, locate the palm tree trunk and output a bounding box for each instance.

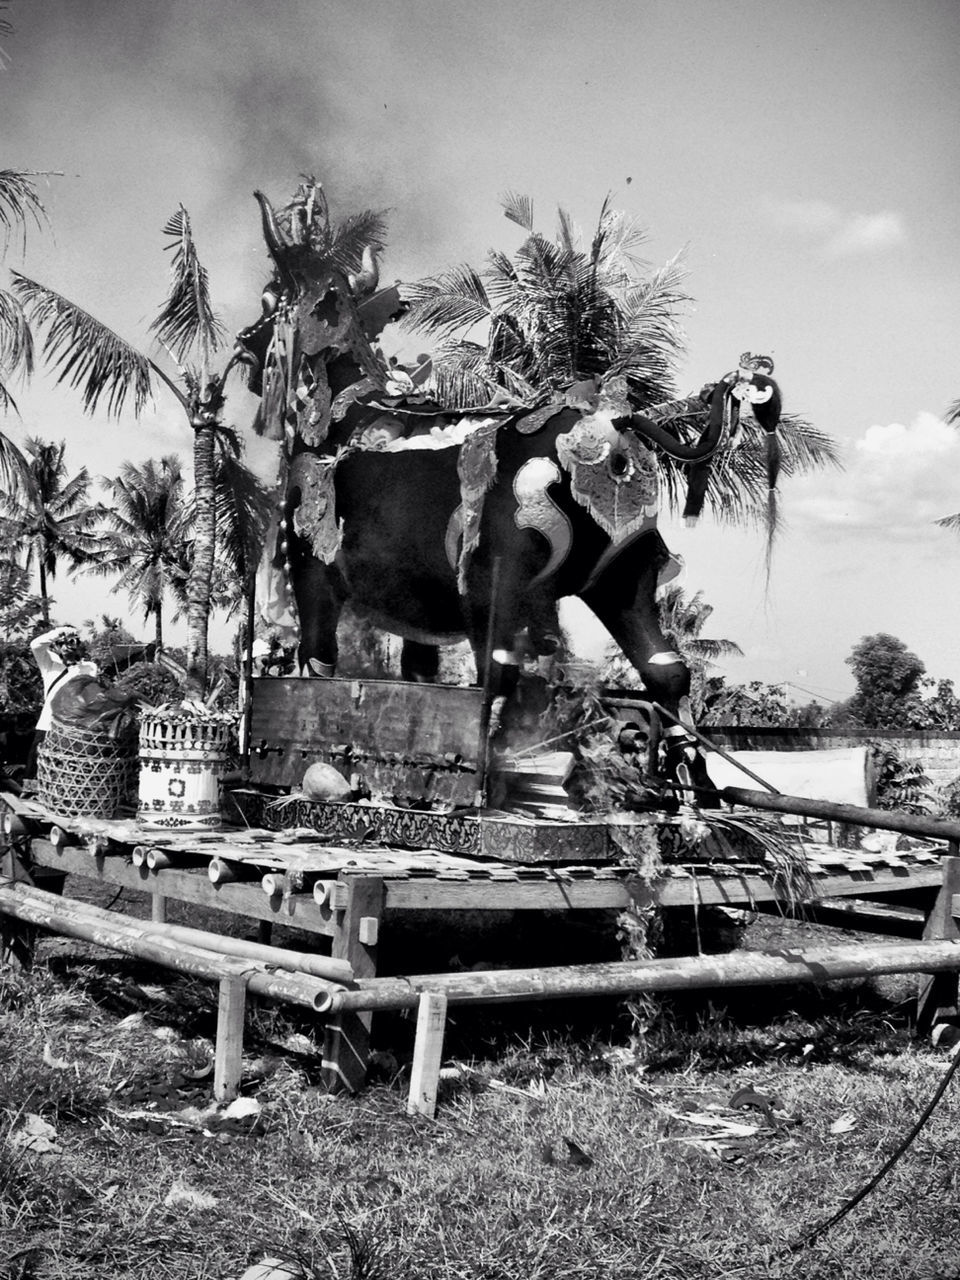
[154,606,164,653]
[38,561,50,627]
[185,421,216,695]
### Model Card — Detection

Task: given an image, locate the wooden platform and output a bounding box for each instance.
[3,790,957,1101]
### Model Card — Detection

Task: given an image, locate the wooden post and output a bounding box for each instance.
[322,875,384,1094]
[917,851,960,1034]
[0,833,38,969]
[407,991,448,1118]
[214,974,246,1102]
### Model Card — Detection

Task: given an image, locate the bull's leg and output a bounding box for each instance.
[400,640,440,683]
[580,531,717,805]
[288,538,345,678]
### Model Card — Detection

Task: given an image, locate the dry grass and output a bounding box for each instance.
[3,914,960,1280]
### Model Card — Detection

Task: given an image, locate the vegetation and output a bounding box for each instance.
[403,194,841,526]
[2,909,959,1280]
[0,436,108,626]
[94,457,188,651]
[7,207,251,694]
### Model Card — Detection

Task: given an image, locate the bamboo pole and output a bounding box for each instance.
[143,919,353,984]
[719,786,960,843]
[0,882,340,1012]
[325,937,960,1014]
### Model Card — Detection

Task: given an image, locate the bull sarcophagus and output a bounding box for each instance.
[241,676,613,863]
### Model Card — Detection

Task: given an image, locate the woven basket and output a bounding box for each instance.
[137,713,236,829]
[36,718,139,818]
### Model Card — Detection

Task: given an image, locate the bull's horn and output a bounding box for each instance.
[253,190,289,262]
[348,245,380,297]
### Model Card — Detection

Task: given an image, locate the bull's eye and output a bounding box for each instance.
[609,450,629,477]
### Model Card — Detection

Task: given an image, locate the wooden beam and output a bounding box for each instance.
[325,936,960,1014]
[918,853,960,1033]
[214,975,247,1102]
[407,991,448,1118]
[26,839,337,936]
[720,786,960,843]
[0,881,339,1011]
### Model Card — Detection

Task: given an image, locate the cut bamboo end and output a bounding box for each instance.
[261,873,283,897]
[131,845,149,867]
[146,849,172,871]
[208,858,237,884]
[312,880,335,907]
[50,824,71,848]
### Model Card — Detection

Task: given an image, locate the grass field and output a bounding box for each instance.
[3,892,960,1280]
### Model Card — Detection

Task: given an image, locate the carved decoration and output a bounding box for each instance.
[512,457,572,586]
[288,451,342,564]
[556,413,658,545]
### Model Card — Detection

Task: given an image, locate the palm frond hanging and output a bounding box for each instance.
[150,206,226,365]
[0,169,46,254]
[11,271,155,416]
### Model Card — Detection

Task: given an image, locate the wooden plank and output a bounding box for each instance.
[214,975,246,1102]
[918,854,960,1033]
[407,992,448,1118]
[322,875,384,1094]
[249,678,483,789]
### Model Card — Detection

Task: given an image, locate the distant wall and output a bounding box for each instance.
[705,728,960,791]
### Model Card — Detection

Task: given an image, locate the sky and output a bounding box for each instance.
[2,0,959,705]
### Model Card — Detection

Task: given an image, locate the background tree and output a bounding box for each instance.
[1,436,108,625]
[95,455,187,651]
[403,194,841,525]
[11,206,245,693]
[842,633,926,729]
[0,558,46,739]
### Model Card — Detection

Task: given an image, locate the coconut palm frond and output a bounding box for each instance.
[776,414,843,472]
[150,205,226,364]
[936,512,960,532]
[400,266,493,341]
[0,431,35,496]
[945,398,960,426]
[501,190,534,232]
[428,343,501,410]
[0,286,34,388]
[696,810,815,906]
[556,205,579,255]
[11,271,155,417]
[0,169,46,254]
[329,209,390,273]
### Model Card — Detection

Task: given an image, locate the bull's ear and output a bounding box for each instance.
[358,285,406,339]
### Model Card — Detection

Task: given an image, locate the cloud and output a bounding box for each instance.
[823,211,905,257]
[789,411,960,539]
[760,197,906,257]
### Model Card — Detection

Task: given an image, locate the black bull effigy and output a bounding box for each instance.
[235,183,783,796]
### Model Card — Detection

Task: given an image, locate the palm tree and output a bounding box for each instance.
[169,437,272,628]
[94,455,188,651]
[0,436,108,625]
[600,584,742,713]
[10,206,243,693]
[402,193,841,525]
